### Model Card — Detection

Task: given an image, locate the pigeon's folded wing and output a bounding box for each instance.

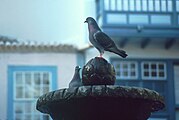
[93,31,116,49]
[93,31,127,57]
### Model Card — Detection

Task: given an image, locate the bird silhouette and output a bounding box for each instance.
[69,66,82,88]
[84,17,127,58]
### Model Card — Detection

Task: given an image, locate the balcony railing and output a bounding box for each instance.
[96,0,179,27]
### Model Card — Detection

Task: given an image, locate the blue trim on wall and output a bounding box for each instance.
[167,61,175,120]
[7,65,58,119]
[7,67,14,120]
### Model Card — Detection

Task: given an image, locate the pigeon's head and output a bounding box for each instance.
[84,17,96,24]
[75,66,81,71]
[84,17,100,30]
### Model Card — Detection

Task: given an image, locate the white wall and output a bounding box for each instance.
[0,52,77,119]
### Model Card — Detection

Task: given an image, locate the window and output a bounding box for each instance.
[107,14,127,24]
[177,0,179,12]
[129,14,149,24]
[110,0,116,11]
[8,66,57,120]
[112,60,167,80]
[104,0,110,10]
[151,15,171,24]
[141,62,167,80]
[113,61,138,79]
[14,72,51,120]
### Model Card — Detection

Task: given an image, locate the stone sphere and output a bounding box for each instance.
[82,57,116,85]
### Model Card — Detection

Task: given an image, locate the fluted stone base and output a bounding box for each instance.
[36,85,165,120]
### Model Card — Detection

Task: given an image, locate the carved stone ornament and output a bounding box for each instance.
[82,57,116,85]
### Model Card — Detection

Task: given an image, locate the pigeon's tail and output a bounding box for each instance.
[112,49,128,58]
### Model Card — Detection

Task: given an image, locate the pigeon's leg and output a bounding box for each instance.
[99,53,103,58]
[98,49,104,57]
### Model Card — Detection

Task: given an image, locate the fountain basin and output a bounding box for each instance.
[36,85,165,120]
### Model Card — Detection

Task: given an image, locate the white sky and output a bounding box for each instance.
[0,0,96,47]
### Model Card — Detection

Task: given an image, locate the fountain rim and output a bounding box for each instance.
[36,85,165,114]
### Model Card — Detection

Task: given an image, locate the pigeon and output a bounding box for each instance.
[69,66,82,88]
[84,17,127,58]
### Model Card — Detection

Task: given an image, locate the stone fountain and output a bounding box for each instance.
[36,57,165,120]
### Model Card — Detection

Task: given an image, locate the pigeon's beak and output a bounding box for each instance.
[84,20,87,23]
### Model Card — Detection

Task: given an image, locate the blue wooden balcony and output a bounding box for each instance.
[96,0,179,39]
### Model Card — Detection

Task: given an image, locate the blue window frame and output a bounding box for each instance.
[7,66,57,120]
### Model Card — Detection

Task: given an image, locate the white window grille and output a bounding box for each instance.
[113,61,138,79]
[141,62,167,80]
[13,71,52,120]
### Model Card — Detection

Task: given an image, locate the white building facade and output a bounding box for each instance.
[0,42,78,120]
